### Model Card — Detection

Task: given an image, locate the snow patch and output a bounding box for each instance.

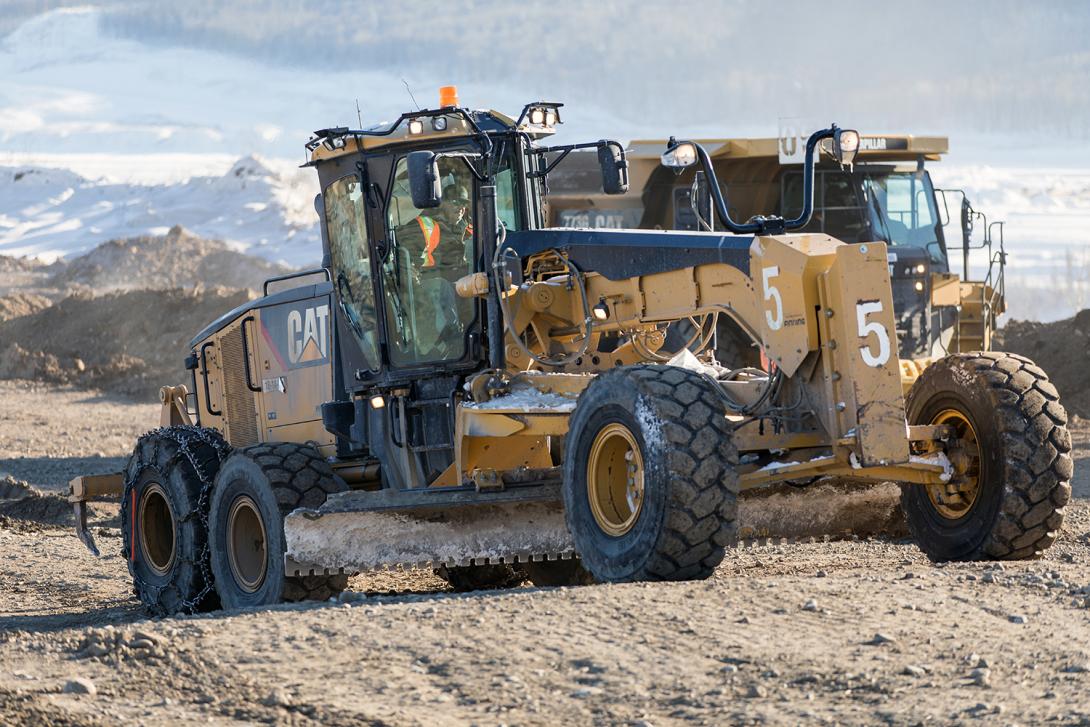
[465,385,578,412]
[909,453,955,483]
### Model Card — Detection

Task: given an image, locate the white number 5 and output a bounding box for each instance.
[763,266,783,331]
[856,301,891,367]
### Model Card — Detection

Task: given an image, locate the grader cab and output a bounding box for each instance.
[70,90,1071,614]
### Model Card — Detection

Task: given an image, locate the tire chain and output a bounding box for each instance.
[122,425,232,615]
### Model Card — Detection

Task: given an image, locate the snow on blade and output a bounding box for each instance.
[284,501,574,572]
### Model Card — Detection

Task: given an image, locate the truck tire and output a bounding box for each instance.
[711,316,761,369]
[435,564,525,591]
[902,352,1072,561]
[209,443,349,609]
[667,316,761,369]
[524,559,596,587]
[563,364,738,582]
[121,427,230,615]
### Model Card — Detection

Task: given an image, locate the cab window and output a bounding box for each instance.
[383,156,477,367]
[324,176,379,369]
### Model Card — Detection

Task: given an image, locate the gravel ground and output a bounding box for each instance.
[2,381,1089,726]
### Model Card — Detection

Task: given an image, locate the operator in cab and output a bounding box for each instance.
[386,157,476,362]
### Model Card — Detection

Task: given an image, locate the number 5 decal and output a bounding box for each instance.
[856,301,891,367]
[763,266,783,330]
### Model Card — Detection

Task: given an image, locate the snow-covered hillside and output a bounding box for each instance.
[0,156,320,266]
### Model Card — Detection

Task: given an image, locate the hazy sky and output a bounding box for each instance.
[4,0,1090,146]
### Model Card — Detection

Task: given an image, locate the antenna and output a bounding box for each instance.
[401,78,421,111]
[356,98,363,128]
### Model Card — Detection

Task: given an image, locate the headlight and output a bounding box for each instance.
[431,116,448,131]
[407,119,424,135]
[915,263,926,274]
[914,281,925,292]
[661,141,698,168]
[833,129,860,167]
[529,108,545,125]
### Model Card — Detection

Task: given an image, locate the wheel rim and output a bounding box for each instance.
[923,409,982,519]
[138,482,176,576]
[226,495,268,593]
[587,422,645,537]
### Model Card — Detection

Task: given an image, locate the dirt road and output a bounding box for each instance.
[2,380,1089,725]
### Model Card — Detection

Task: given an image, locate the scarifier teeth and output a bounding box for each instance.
[285,550,577,578]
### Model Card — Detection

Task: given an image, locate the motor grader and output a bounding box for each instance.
[70,90,1072,615]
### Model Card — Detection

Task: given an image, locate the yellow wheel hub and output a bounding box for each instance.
[923,409,982,519]
[587,422,645,537]
[138,482,176,576]
[227,495,268,593]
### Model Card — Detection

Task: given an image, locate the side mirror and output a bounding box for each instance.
[661,140,698,168]
[832,129,860,168]
[407,150,442,208]
[597,142,629,195]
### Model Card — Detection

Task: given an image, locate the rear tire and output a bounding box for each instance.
[209,443,349,609]
[563,365,738,582]
[435,564,525,591]
[524,559,595,587]
[121,427,229,615]
[902,352,1072,561]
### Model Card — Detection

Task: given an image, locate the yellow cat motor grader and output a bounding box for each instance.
[70,92,1072,614]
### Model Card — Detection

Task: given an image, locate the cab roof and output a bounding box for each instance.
[306,106,557,165]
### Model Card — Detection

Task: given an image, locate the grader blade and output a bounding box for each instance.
[283,487,574,575]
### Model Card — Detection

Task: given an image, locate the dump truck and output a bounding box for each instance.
[70,90,1071,615]
[545,132,1008,367]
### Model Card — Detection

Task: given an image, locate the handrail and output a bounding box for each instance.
[936,188,1006,350]
[262,267,331,296]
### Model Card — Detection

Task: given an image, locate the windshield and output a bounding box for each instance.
[782,168,947,265]
[861,171,945,264]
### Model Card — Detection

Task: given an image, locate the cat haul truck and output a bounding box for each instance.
[70,91,1069,614]
[545,132,1007,370]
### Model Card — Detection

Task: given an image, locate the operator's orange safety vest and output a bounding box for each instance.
[416,216,440,267]
[416,216,472,268]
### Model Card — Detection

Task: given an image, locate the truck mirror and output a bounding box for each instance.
[661,141,698,168]
[597,142,629,195]
[407,150,442,208]
[832,129,860,167]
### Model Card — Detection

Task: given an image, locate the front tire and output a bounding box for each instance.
[209,443,349,609]
[563,365,738,582]
[902,352,1072,561]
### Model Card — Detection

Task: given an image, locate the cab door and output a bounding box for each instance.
[250,286,336,456]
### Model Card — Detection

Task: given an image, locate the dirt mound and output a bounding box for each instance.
[0,475,39,501]
[995,310,1090,418]
[0,292,52,321]
[0,474,72,527]
[51,225,293,292]
[0,287,252,399]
